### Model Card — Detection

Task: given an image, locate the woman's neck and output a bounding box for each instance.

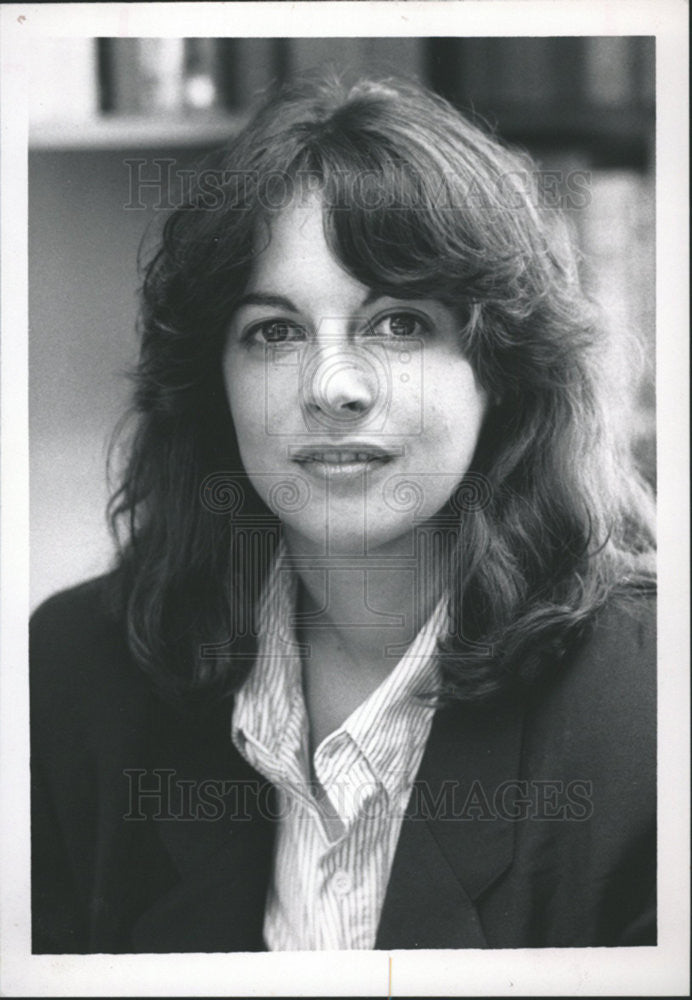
[284,525,452,672]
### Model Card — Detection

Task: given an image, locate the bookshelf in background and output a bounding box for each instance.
[427,36,655,169]
[29,37,427,150]
[31,38,245,149]
[30,35,655,160]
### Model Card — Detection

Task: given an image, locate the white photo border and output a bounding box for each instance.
[1,1,688,996]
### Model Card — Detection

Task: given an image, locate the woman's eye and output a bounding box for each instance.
[248,320,307,344]
[367,313,427,339]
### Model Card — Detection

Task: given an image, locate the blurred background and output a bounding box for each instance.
[29,36,655,610]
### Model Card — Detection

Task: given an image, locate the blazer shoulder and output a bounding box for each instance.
[573,585,653,688]
[31,571,121,632]
[590,585,655,648]
[31,571,123,662]
[527,588,656,778]
[572,587,656,694]
[30,571,147,720]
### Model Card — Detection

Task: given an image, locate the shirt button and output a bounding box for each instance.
[331,870,353,896]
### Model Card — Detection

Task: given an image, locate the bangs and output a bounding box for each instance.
[323,156,469,302]
[250,119,538,311]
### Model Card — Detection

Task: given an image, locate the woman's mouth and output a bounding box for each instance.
[290,444,398,480]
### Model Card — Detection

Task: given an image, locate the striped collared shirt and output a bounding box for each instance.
[231,544,446,950]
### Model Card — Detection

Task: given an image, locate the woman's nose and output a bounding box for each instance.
[301,340,380,423]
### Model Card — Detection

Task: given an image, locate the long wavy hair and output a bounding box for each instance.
[108,75,655,703]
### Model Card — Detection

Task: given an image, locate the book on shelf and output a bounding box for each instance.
[214,39,284,110]
[101,38,222,116]
[584,37,633,107]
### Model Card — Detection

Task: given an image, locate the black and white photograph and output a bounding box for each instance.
[0,1,688,996]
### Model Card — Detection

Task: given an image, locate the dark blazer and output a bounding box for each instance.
[30,575,656,953]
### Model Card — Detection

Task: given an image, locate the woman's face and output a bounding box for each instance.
[223,196,488,556]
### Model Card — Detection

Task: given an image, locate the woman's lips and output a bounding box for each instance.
[296,450,389,465]
[291,444,399,480]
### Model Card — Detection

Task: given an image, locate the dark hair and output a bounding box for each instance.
[108,75,655,703]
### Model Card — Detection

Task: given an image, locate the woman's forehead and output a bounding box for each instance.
[245,196,377,312]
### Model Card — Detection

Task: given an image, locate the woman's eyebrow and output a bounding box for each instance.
[234,292,300,312]
[233,289,390,315]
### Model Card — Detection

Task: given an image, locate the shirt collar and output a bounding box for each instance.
[232,540,447,808]
[333,596,445,802]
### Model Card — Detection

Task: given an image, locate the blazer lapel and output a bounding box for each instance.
[127,684,524,952]
[376,694,525,950]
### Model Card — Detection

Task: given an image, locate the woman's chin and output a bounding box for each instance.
[281,516,418,559]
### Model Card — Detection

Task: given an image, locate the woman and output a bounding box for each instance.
[31,76,656,953]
